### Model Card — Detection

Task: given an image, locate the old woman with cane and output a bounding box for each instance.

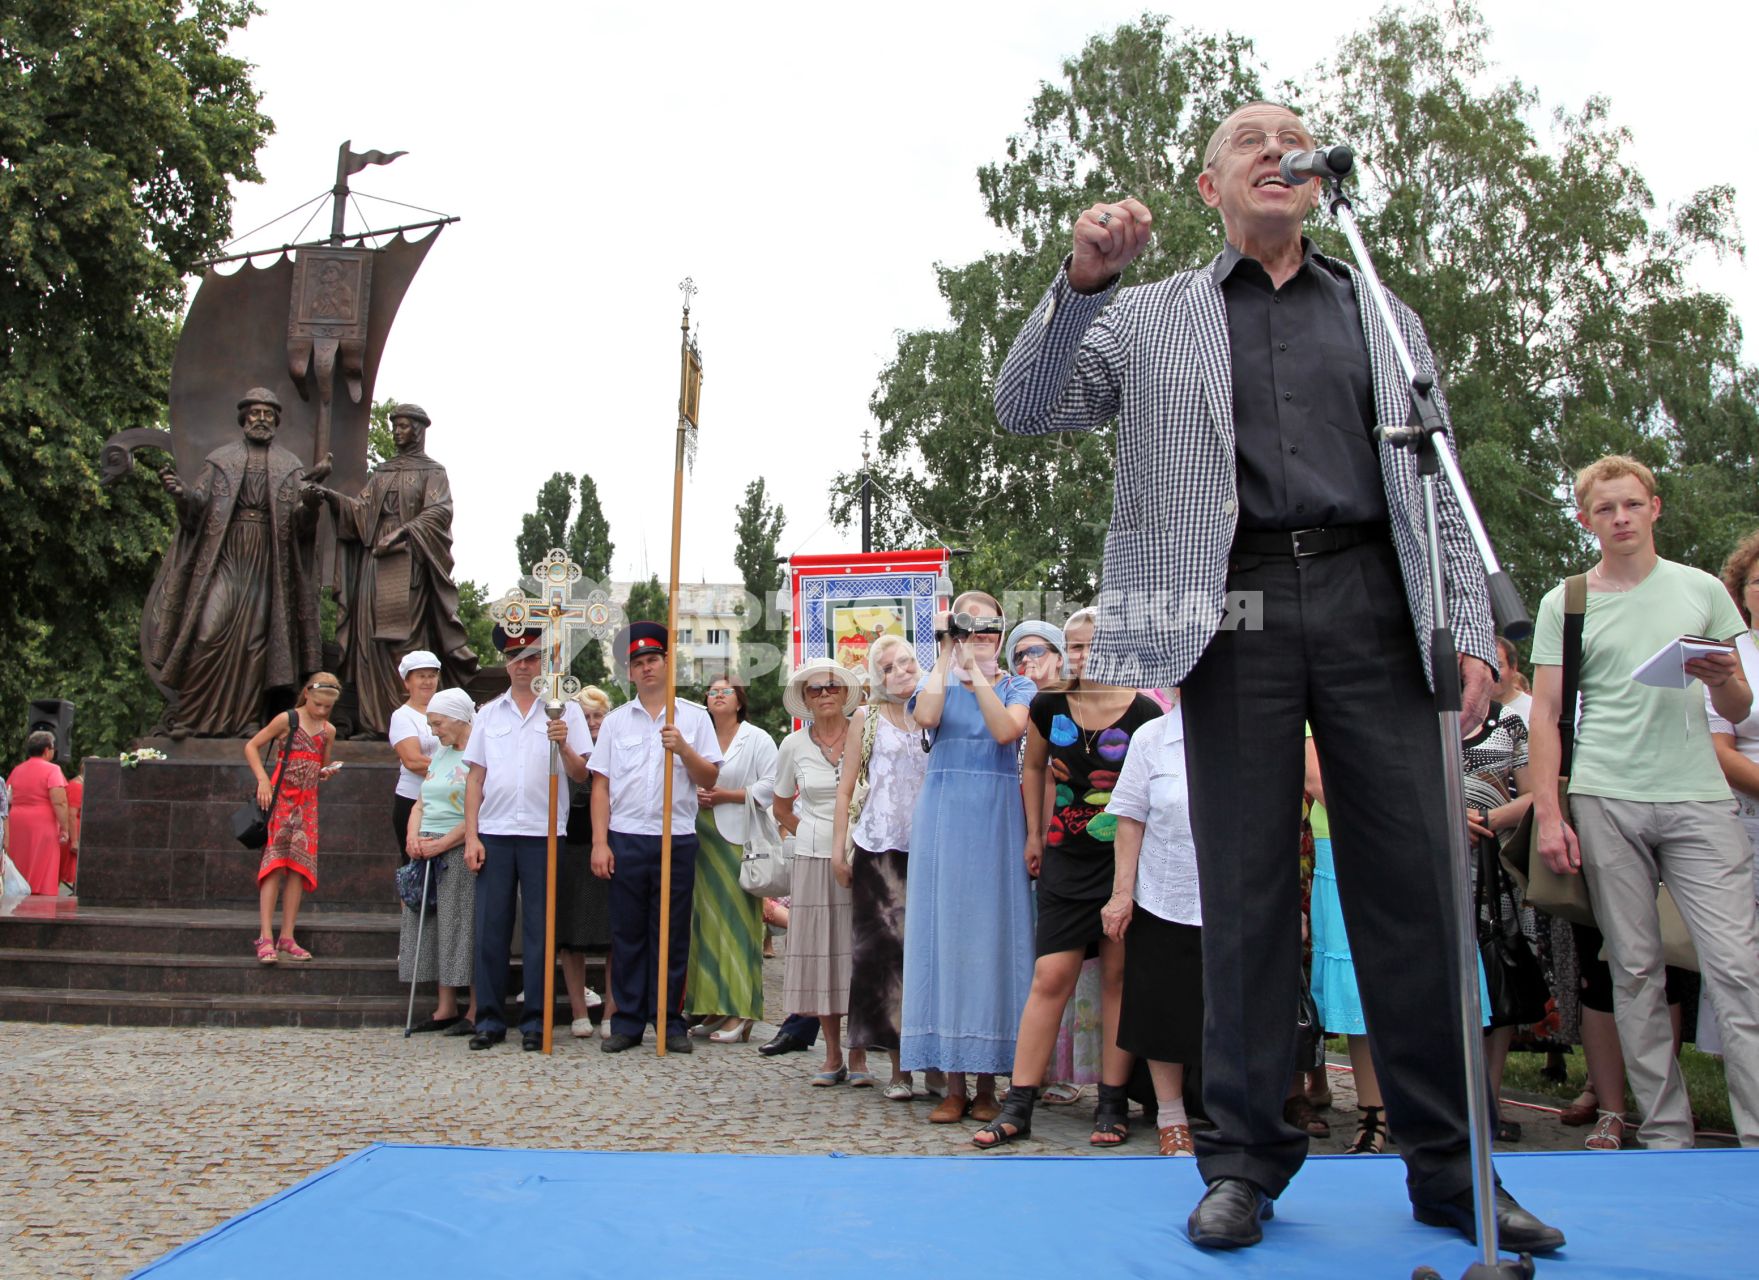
[401,688,480,1036]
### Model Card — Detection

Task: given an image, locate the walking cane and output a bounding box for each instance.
[403,858,432,1038]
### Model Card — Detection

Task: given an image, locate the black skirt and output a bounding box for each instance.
[1117,904,1204,1064]
[557,779,610,951]
[1035,884,1107,958]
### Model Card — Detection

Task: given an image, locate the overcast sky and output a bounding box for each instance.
[219,1,1752,595]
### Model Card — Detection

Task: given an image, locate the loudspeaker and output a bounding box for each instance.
[27,698,75,764]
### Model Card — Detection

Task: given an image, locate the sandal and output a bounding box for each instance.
[1495,1118,1523,1143]
[1158,1122,1196,1156]
[1559,1089,1599,1127]
[1585,1112,1626,1151]
[810,1065,847,1088]
[972,1085,1037,1150]
[1346,1105,1388,1155]
[1283,1093,1331,1138]
[275,937,312,961]
[928,1092,971,1124]
[1041,1081,1082,1106]
[1305,1071,1333,1110]
[253,936,278,964]
[1090,1082,1131,1147]
[883,1079,915,1102]
[848,1071,876,1088]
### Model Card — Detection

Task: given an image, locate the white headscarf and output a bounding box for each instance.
[428,688,476,723]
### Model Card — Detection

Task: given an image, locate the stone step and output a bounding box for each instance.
[0,903,400,960]
[0,984,410,1029]
[0,947,407,999]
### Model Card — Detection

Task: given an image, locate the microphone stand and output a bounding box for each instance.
[1318,160,1536,1280]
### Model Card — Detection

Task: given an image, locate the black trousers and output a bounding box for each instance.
[472,834,549,1035]
[607,831,697,1039]
[1183,537,1475,1205]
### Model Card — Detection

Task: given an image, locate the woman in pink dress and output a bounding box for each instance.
[244,674,343,963]
[6,732,71,896]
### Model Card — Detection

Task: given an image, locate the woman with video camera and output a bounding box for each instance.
[901,590,1038,1124]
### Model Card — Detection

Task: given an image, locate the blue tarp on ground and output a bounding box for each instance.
[134,1144,1759,1278]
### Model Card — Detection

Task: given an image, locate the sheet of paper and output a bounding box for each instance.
[1631,635,1735,689]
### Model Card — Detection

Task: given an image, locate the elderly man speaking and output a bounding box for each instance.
[996,101,1562,1253]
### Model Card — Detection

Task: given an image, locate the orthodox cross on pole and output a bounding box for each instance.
[656,279,704,1056]
[487,548,622,1053]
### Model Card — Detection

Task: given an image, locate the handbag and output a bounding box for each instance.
[1294,971,1323,1072]
[1476,834,1551,1028]
[737,794,794,898]
[1502,575,1701,969]
[396,855,444,913]
[1,852,30,897]
[843,707,882,857]
[231,711,297,849]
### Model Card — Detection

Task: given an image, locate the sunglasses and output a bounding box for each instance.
[1011,644,1052,668]
[806,682,842,697]
[706,688,737,699]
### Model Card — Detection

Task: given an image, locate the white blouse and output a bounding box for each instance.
[388,703,440,800]
[1104,703,1201,926]
[773,724,846,859]
[709,720,779,845]
[852,711,928,853]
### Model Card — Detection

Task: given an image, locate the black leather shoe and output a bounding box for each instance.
[522,1032,543,1051]
[1187,1178,1274,1250]
[1412,1187,1565,1254]
[758,1033,807,1057]
[665,1034,694,1055]
[467,1029,505,1051]
[601,1032,641,1053]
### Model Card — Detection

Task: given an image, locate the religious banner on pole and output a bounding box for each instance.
[656,279,703,1057]
[488,549,623,1053]
[788,550,952,697]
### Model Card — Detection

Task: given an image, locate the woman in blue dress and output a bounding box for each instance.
[903,590,1037,1124]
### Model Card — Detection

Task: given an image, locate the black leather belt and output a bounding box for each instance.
[1232,522,1388,559]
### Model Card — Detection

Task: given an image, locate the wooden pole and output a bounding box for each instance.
[543,716,561,1053]
[656,298,692,1056]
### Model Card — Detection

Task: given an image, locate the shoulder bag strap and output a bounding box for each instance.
[1557,574,1588,778]
[265,709,297,813]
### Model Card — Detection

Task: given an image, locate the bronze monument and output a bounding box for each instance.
[101,142,467,738]
[149,389,325,738]
[317,402,479,737]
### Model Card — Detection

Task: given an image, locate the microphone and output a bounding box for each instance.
[1279,144,1354,185]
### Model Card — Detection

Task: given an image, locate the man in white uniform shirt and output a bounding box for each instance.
[590,623,722,1054]
[462,626,593,1051]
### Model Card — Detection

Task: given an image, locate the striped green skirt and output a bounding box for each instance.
[685,809,766,1019]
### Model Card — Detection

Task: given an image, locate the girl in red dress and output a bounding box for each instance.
[244,674,343,963]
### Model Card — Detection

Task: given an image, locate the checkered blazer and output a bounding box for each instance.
[994,251,1493,689]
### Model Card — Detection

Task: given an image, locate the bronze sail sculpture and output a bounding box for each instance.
[103,142,470,738]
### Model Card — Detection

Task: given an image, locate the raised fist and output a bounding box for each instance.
[1068,198,1154,294]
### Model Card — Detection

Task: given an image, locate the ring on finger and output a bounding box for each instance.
[1096,210,1113,227]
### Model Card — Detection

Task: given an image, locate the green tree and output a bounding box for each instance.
[1306,2,1755,606]
[566,473,614,689]
[832,4,1756,619]
[624,574,670,626]
[831,18,1262,603]
[732,478,789,734]
[514,470,575,577]
[366,395,397,467]
[0,0,272,758]
[454,579,495,663]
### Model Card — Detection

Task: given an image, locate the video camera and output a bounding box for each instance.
[935,611,1004,640]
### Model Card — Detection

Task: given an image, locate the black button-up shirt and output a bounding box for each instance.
[1216,238,1388,531]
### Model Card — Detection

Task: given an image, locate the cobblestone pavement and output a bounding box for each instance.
[2,956,1585,1279]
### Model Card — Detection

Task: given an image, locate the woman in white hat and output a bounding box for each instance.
[401,687,479,1034]
[774,657,863,1084]
[389,650,443,866]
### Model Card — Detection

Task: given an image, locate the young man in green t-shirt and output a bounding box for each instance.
[1529,455,1759,1149]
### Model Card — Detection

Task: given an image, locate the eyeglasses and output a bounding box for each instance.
[806,683,842,697]
[1011,644,1052,668]
[1211,127,1310,163]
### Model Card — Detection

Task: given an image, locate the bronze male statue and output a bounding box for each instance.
[149,388,325,738]
[317,402,478,737]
